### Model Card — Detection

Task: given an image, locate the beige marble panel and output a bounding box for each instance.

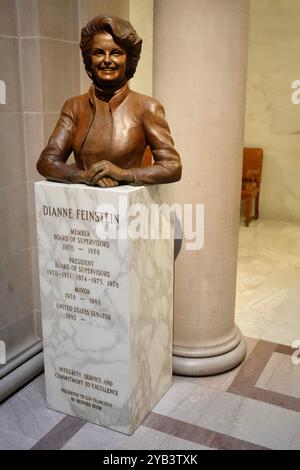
[0,313,37,363]
[24,113,44,182]
[249,2,300,44]
[245,0,300,222]
[79,0,129,26]
[18,0,40,37]
[0,113,26,187]
[19,0,79,41]
[79,63,92,94]
[20,38,43,112]
[40,39,80,112]
[243,137,300,222]
[27,181,37,247]
[270,106,300,134]
[0,183,30,258]
[247,40,300,75]
[34,308,42,340]
[249,0,300,10]
[0,0,17,36]
[256,73,300,109]
[0,248,33,327]
[129,0,153,96]
[38,0,79,42]
[0,37,22,112]
[31,246,41,308]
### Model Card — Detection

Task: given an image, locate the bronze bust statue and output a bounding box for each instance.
[37,15,182,188]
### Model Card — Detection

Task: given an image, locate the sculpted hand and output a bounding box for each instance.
[67,168,119,187]
[67,162,133,186]
[66,168,117,186]
[67,169,88,184]
[86,161,133,185]
[97,177,119,188]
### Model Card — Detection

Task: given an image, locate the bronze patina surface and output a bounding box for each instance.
[37,15,181,188]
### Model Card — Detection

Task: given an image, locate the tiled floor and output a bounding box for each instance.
[236,219,300,346]
[1,219,300,450]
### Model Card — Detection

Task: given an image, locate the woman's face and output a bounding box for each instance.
[89,32,127,88]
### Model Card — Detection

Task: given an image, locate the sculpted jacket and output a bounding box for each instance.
[37,83,182,185]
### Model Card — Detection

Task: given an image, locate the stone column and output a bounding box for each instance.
[153,0,249,375]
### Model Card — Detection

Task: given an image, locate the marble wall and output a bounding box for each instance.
[0,0,36,366]
[128,0,153,96]
[0,0,80,372]
[0,0,154,385]
[244,0,300,222]
[21,0,80,340]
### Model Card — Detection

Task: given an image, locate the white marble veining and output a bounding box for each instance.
[35,181,173,434]
[62,422,209,451]
[153,379,300,450]
[0,375,63,449]
[245,0,300,222]
[236,219,300,346]
[256,352,300,399]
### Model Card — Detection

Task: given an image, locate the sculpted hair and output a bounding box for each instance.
[80,15,142,80]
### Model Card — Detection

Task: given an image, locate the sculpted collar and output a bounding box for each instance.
[88,82,130,112]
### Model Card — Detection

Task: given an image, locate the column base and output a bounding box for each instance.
[173,329,247,376]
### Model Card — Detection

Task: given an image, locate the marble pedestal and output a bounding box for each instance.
[35,181,174,435]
